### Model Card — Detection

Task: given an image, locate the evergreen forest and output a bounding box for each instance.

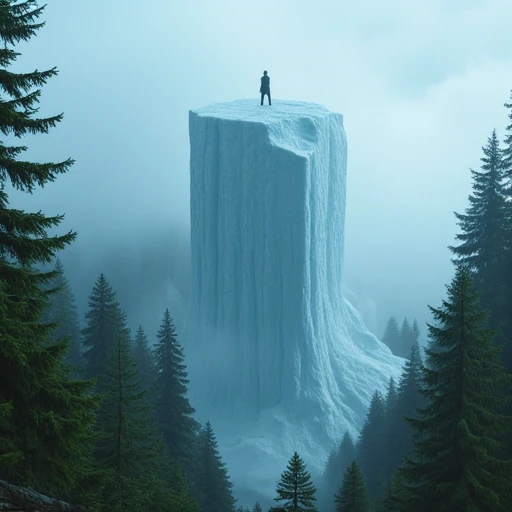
[1,2,512,511]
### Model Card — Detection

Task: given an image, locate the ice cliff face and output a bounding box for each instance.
[186,99,403,502]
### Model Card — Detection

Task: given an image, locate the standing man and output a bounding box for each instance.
[260,70,271,106]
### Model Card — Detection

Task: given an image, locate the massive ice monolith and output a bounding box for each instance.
[186,99,403,503]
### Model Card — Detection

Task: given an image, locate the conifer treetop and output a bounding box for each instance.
[402,264,512,511]
[334,460,370,512]
[275,452,317,512]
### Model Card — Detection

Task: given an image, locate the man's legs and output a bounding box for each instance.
[261,91,271,105]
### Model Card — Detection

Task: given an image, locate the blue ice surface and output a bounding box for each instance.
[186,99,404,502]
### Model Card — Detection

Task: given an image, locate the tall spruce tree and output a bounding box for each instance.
[252,501,263,512]
[198,422,236,512]
[334,460,370,512]
[321,448,339,512]
[450,130,508,315]
[133,325,156,395]
[401,265,512,511]
[82,274,124,388]
[165,467,200,512]
[501,90,512,460]
[385,378,398,415]
[382,378,399,479]
[381,317,400,355]
[320,432,356,512]
[95,319,170,512]
[275,452,317,512]
[42,258,82,370]
[500,98,512,360]
[0,402,19,473]
[398,319,413,358]
[503,90,512,186]
[153,309,197,473]
[377,471,407,512]
[0,0,98,497]
[386,343,423,473]
[411,320,420,348]
[357,391,387,498]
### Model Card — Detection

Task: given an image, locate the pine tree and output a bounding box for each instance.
[386,343,423,473]
[450,130,508,314]
[198,422,236,512]
[411,320,420,348]
[153,309,197,472]
[0,402,19,472]
[166,467,200,512]
[334,460,370,512]
[95,319,169,512]
[42,258,82,371]
[82,274,123,388]
[501,90,512,459]
[133,325,156,395]
[377,471,407,512]
[338,432,357,472]
[252,501,263,512]
[381,317,400,355]
[382,378,399,480]
[402,265,512,511]
[0,0,97,498]
[275,452,317,512]
[320,432,357,512]
[503,90,512,186]
[398,319,413,358]
[357,391,387,498]
[321,448,339,512]
[385,378,398,415]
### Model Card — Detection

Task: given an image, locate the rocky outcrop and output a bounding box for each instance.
[0,479,91,512]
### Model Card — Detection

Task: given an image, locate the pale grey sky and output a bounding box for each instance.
[11,0,512,337]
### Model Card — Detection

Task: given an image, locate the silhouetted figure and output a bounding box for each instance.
[260,70,271,106]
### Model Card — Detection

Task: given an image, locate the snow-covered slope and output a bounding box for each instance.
[186,99,403,503]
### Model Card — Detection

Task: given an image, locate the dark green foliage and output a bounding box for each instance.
[133,325,156,395]
[166,467,200,512]
[42,258,82,371]
[0,292,99,496]
[377,471,407,512]
[381,317,400,356]
[501,92,512,460]
[275,451,317,512]
[82,274,123,388]
[0,0,98,498]
[197,421,236,512]
[153,309,197,471]
[334,460,369,512]
[386,343,423,473]
[0,402,20,472]
[95,317,171,512]
[320,432,356,512]
[503,90,512,185]
[450,130,508,313]
[357,392,387,498]
[402,265,512,511]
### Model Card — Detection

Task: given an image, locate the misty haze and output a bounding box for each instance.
[2,1,512,512]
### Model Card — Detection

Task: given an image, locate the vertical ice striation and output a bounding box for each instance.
[187,99,403,501]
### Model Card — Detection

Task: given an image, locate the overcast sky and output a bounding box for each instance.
[10,0,512,337]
